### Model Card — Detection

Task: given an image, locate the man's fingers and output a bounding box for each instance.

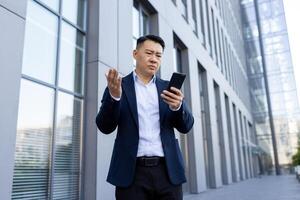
[161,93,180,104]
[106,69,119,84]
[162,90,183,101]
[170,87,181,95]
[116,76,122,87]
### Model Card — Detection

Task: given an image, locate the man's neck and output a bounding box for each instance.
[134,69,154,84]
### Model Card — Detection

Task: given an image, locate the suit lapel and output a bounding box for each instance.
[156,78,168,126]
[122,73,139,129]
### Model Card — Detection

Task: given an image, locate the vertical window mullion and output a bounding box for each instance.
[49,0,63,199]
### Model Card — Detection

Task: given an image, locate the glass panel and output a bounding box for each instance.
[59,22,84,94]
[277,52,293,72]
[260,20,271,35]
[259,2,271,20]
[12,79,54,199]
[39,0,60,11]
[245,5,256,22]
[142,11,149,35]
[270,15,287,33]
[22,0,58,84]
[271,0,284,16]
[62,0,85,28]
[53,92,82,200]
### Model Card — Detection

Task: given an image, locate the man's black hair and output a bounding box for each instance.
[136,35,165,50]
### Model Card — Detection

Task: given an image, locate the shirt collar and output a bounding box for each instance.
[133,70,156,85]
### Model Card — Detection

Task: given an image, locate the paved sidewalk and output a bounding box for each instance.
[184,175,300,200]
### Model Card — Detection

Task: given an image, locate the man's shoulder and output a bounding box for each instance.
[156,76,169,84]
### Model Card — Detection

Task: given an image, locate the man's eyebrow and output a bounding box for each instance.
[145,49,162,54]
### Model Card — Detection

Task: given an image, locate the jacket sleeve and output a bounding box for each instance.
[171,100,194,134]
[95,87,120,134]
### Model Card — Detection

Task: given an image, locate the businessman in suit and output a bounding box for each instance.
[96,35,194,200]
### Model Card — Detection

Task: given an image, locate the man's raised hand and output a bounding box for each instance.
[105,69,122,99]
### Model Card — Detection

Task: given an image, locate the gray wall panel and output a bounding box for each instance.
[99,0,118,68]
[118,0,133,75]
[0,0,27,18]
[0,5,26,199]
[96,63,116,200]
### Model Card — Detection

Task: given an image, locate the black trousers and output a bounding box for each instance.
[115,159,182,200]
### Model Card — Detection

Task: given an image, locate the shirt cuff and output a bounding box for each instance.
[169,101,182,111]
[109,92,121,101]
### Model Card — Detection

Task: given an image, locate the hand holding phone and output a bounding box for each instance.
[167,72,186,92]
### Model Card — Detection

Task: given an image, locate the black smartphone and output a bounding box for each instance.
[167,72,186,92]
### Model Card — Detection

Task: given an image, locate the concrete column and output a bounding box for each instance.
[242,116,250,179]
[84,0,132,200]
[228,100,241,182]
[236,109,246,180]
[185,52,207,193]
[219,88,233,184]
[0,1,27,199]
[206,74,222,188]
[83,0,100,199]
[246,122,254,178]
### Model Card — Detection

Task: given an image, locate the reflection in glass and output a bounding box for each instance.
[142,11,149,35]
[62,0,85,28]
[53,92,82,199]
[59,22,84,94]
[12,79,54,199]
[39,0,59,11]
[22,0,58,84]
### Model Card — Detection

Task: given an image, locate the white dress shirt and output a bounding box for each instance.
[133,71,164,157]
[109,71,183,157]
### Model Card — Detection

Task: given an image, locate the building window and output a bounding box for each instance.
[179,0,188,20]
[205,0,212,56]
[217,19,222,70]
[199,0,206,46]
[133,1,150,64]
[211,8,218,65]
[173,44,183,72]
[173,35,191,192]
[12,0,86,199]
[224,37,229,81]
[191,0,198,35]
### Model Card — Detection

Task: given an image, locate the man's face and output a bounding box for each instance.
[133,40,163,77]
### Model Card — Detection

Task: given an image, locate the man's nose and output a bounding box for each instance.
[150,55,158,63]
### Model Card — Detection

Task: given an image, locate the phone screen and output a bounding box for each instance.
[167,72,186,91]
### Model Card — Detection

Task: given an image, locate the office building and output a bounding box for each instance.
[241,0,300,173]
[1,0,297,199]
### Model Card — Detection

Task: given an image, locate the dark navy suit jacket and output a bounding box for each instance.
[96,72,194,187]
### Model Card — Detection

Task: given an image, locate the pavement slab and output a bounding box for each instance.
[184,175,300,200]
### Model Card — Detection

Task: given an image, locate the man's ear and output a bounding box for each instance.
[133,49,137,59]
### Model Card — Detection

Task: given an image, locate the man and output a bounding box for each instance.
[96,35,194,200]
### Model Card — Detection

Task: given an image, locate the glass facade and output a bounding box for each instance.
[241,0,272,166]
[242,0,300,171]
[12,0,86,199]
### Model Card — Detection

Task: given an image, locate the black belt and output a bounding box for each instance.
[136,156,165,167]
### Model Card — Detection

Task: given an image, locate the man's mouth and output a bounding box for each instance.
[149,65,156,70]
